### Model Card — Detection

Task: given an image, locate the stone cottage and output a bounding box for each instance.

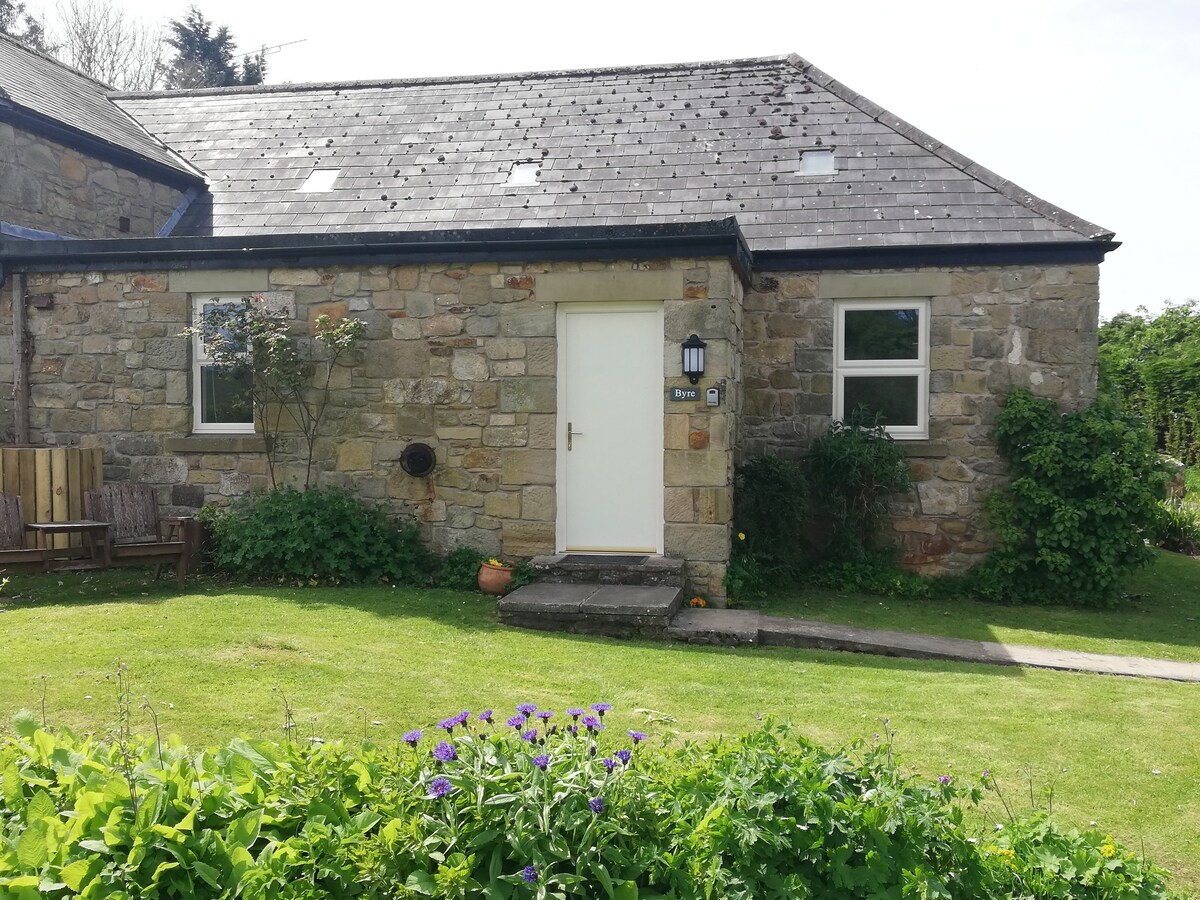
[0,35,1116,600]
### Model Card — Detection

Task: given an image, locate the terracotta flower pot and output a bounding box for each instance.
[477,561,514,595]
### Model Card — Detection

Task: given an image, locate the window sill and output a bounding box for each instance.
[898,441,949,458]
[165,435,271,454]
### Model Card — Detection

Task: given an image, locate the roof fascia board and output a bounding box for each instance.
[2,219,753,282]
[786,54,1115,243]
[0,104,204,190]
[756,240,1119,272]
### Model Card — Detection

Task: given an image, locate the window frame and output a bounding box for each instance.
[191,295,256,435]
[833,298,930,440]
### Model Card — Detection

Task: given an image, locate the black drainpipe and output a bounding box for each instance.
[10,271,29,444]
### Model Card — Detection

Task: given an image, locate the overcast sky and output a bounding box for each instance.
[39,0,1199,319]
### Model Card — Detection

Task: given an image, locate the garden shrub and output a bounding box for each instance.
[805,408,913,562]
[201,486,435,584]
[728,455,808,599]
[0,708,1175,899]
[976,389,1164,606]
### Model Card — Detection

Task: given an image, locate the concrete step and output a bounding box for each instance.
[498,583,683,639]
[530,554,684,588]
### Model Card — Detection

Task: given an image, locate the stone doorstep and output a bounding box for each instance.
[530,554,685,587]
[497,583,683,637]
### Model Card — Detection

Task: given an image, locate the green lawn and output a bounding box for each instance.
[752,549,1200,662]
[1,568,1198,893]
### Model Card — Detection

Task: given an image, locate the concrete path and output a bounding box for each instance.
[666,609,1200,682]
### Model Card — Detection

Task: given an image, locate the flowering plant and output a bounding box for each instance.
[688,596,707,608]
[483,557,513,569]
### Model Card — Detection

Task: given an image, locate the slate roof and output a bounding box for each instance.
[111,54,1111,249]
[0,34,200,181]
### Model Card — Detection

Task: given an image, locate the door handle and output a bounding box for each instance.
[567,421,583,451]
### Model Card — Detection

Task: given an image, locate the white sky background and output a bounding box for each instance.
[37,0,1200,319]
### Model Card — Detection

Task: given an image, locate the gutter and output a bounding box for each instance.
[0,219,756,285]
[755,240,1120,271]
[10,272,28,444]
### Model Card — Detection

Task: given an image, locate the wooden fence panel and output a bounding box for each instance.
[0,448,104,548]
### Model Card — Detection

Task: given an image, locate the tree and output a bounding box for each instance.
[0,0,50,51]
[164,5,265,89]
[1098,300,1200,463]
[47,0,165,90]
[192,297,366,488]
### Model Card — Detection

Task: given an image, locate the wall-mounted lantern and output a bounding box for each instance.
[681,334,707,385]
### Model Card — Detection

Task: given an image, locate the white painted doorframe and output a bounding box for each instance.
[555,302,664,554]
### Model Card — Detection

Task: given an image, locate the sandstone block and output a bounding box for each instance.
[522,485,555,521]
[917,482,968,516]
[501,449,555,486]
[665,487,694,523]
[484,492,522,519]
[424,313,464,337]
[463,449,501,469]
[665,523,728,562]
[451,350,488,381]
[499,378,555,413]
[501,521,555,556]
[664,450,728,487]
[694,487,731,524]
[133,455,188,484]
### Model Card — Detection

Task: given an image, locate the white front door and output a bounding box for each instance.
[557,303,663,554]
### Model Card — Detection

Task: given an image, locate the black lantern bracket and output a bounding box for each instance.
[681,333,707,385]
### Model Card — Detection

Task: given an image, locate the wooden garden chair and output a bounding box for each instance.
[0,492,48,568]
[83,484,191,586]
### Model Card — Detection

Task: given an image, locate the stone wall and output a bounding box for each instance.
[740,265,1100,574]
[5,257,739,600]
[0,123,186,238]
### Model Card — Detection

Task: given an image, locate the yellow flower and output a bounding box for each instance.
[1101,842,1117,859]
[485,558,511,568]
[737,532,746,541]
[689,596,707,608]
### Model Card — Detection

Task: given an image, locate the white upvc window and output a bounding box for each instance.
[192,296,255,434]
[833,299,930,439]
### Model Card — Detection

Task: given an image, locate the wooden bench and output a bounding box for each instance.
[84,484,191,586]
[0,492,48,570]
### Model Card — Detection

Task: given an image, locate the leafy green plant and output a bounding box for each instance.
[189,297,367,487]
[977,389,1164,606]
[805,407,913,562]
[201,486,435,584]
[0,709,1176,899]
[1157,499,1200,555]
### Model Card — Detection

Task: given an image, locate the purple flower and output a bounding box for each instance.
[522,865,538,883]
[428,777,452,798]
[535,710,554,722]
[602,757,616,772]
[402,729,423,747]
[433,741,457,762]
[516,703,538,717]
[589,744,597,757]
[615,749,632,765]
[507,715,525,729]
[568,725,579,736]
[581,715,603,733]
[981,770,991,779]
[478,709,494,724]
[566,707,584,719]
[591,702,612,717]
[938,775,952,785]
[628,730,647,744]
[588,796,605,814]
[438,711,470,732]
[533,754,549,770]
[520,729,539,743]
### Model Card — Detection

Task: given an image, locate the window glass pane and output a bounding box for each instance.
[844,375,919,426]
[200,365,253,425]
[844,308,920,360]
